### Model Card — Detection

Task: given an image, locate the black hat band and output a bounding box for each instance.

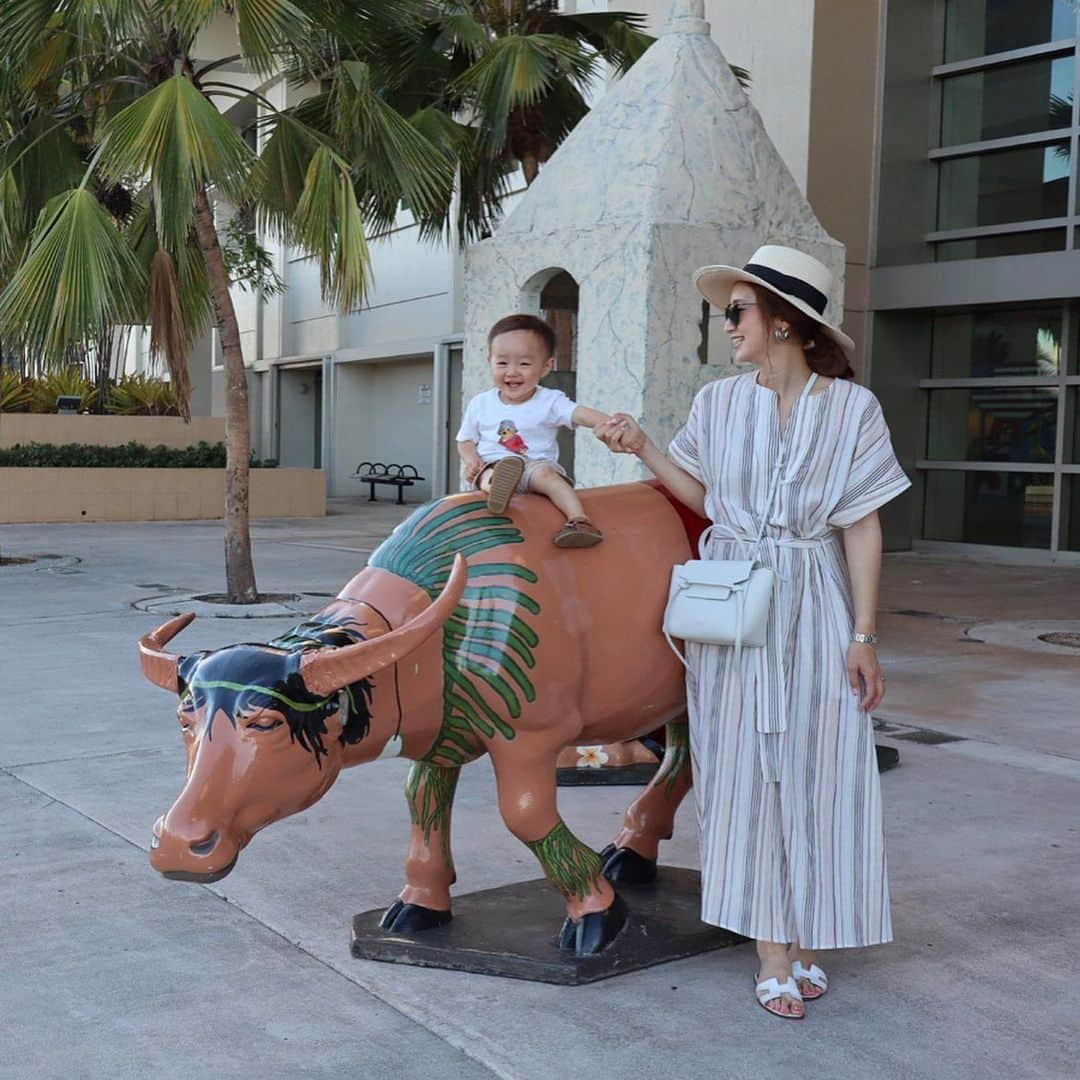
[742,263,828,315]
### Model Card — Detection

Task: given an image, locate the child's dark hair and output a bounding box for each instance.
[487,314,556,358]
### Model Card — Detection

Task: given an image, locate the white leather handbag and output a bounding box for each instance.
[664,555,775,656]
[663,374,815,666]
[663,508,780,667]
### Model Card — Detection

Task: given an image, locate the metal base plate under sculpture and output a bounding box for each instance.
[556,762,659,787]
[875,744,900,772]
[351,868,744,985]
[559,747,898,785]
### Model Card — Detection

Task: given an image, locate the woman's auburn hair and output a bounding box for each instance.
[750,284,855,380]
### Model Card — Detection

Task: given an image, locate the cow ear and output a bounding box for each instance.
[177,652,204,696]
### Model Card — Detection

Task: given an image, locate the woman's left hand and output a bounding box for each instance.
[847,642,885,712]
[595,414,647,454]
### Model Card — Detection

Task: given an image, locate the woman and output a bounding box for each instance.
[597,245,910,1020]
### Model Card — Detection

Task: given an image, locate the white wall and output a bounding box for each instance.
[331,362,375,493]
[368,357,434,501]
[281,209,460,361]
[612,0,816,191]
[232,283,259,366]
[339,222,457,354]
[331,357,434,501]
[278,367,320,468]
[283,256,340,358]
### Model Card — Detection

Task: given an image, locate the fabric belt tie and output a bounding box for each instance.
[701,525,835,782]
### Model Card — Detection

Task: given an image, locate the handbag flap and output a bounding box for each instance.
[672,559,755,590]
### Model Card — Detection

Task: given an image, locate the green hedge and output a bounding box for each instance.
[0,441,279,468]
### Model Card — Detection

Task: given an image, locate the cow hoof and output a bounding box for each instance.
[600,844,658,885]
[558,893,628,956]
[379,900,452,933]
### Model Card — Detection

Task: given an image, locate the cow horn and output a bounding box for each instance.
[138,612,196,693]
[300,553,468,697]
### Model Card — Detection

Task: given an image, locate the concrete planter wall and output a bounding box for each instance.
[0,414,227,450]
[0,467,325,523]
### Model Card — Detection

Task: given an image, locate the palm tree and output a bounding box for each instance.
[0,1,744,601]
[0,0,454,602]
[387,1,748,243]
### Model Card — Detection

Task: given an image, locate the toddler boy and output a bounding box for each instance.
[456,314,609,548]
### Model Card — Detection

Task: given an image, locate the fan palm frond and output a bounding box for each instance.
[99,74,254,250]
[233,0,313,76]
[127,195,211,414]
[0,186,145,362]
[3,0,146,66]
[0,168,25,266]
[329,60,455,233]
[249,110,330,234]
[291,143,371,312]
[550,10,653,73]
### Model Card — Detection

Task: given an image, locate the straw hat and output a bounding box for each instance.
[693,244,854,356]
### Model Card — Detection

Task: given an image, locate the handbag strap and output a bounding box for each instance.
[669,373,817,669]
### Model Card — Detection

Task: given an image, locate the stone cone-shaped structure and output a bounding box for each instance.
[464,0,845,486]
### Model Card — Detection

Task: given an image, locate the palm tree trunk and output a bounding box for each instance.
[193,184,259,603]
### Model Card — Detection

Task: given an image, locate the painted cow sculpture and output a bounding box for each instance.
[139,483,703,955]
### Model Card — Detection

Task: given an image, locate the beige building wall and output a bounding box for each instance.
[0,415,226,450]
[806,0,884,379]
[0,467,325,523]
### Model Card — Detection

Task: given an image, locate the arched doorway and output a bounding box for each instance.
[522,268,579,476]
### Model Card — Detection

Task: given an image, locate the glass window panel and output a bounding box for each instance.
[927,387,1059,462]
[1064,476,1080,550]
[931,308,1062,378]
[940,56,1074,145]
[1070,389,1080,461]
[938,142,1071,229]
[945,0,1075,63]
[924,470,1053,548]
[935,228,1066,260]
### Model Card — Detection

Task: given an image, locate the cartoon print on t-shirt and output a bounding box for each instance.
[497,419,529,455]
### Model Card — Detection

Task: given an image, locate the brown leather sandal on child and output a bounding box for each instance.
[486,455,525,514]
[552,518,603,548]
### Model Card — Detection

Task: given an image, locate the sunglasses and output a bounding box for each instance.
[723,301,757,327]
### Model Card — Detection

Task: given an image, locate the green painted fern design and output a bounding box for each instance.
[526,821,604,901]
[656,721,691,796]
[369,497,541,765]
[405,760,460,862]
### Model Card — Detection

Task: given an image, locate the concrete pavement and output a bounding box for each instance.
[1,500,1077,1079]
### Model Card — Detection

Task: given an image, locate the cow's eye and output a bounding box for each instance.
[245,718,283,733]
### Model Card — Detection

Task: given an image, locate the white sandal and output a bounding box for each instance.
[754,974,804,1020]
[792,960,828,1001]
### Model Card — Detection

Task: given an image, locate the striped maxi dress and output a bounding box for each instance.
[667,371,911,949]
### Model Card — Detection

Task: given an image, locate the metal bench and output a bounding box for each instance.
[353,462,424,505]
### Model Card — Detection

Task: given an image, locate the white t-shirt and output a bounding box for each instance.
[456,386,577,464]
